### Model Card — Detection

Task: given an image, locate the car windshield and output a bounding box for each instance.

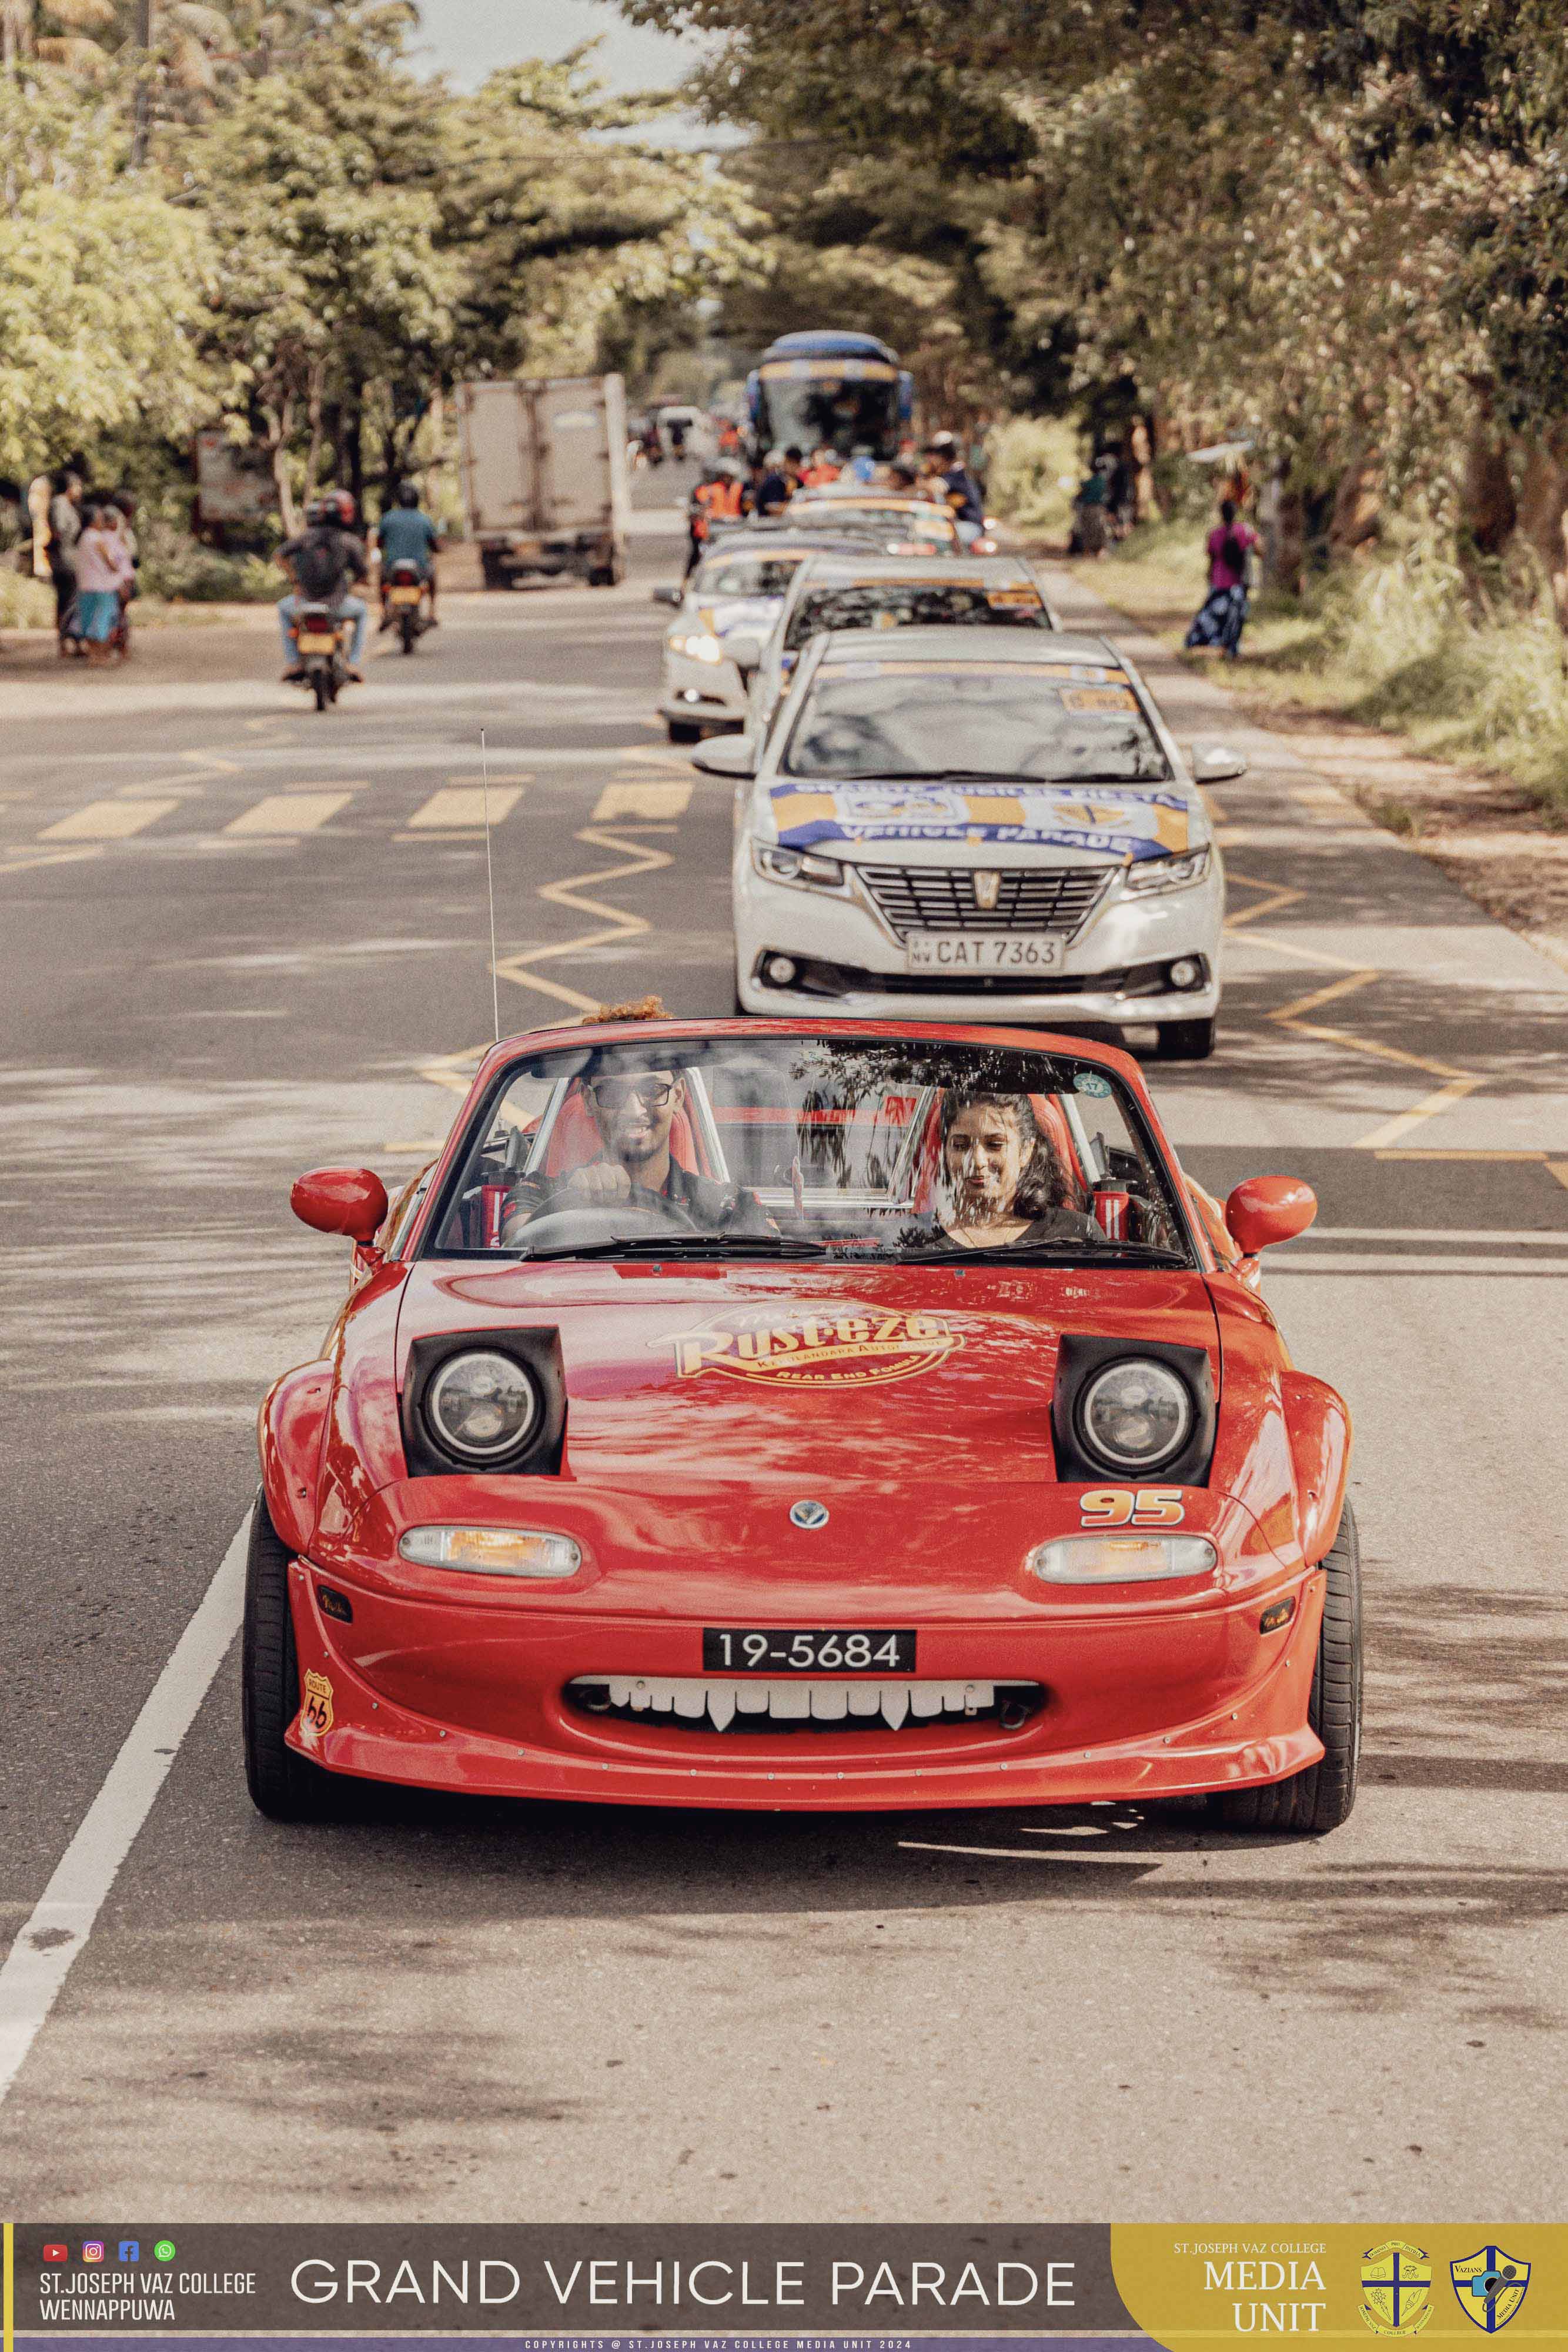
[781,656,1169,782]
[784,580,1047,651]
[791,503,953,539]
[427,1035,1191,1265]
[695,553,806,599]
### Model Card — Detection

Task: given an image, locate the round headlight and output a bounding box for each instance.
[1077,1358,1192,1471]
[424,1351,539,1462]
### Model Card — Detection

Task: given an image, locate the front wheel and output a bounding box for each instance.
[312,667,329,711]
[400,613,418,654]
[241,1491,343,1822]
[1216,1500,1363,1834]
[1156,1015,1216,1060]
[666,719,703,744]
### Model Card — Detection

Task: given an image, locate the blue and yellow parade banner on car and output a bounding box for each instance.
[769,780,1193,860]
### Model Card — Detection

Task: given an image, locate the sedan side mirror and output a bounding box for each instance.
[690,735,757,778]
[724,632,764,674]
[292,1165,390,1246]
[1193,743,1249,783]
[650,584,683,607]
[1225,1175,1316,1256]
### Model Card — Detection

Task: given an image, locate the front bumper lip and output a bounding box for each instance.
[283,1556,1322,1812]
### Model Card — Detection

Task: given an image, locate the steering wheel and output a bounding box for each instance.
[514,1185,701,1254]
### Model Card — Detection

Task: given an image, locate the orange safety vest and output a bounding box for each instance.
[693,477,744,537]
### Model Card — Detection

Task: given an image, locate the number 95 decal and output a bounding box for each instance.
[1080,1486,1185,1526]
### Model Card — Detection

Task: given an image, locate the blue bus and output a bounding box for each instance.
[745,330,915,461]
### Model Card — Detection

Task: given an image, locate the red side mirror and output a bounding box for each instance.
[1225,1175,1317,1257]
[291,1166,389,1246]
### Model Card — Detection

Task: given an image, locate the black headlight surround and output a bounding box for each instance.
[403,1328,566,1477]
[1051,1334,1216,1487]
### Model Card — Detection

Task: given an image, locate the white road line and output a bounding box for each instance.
[405,785,523,831]
[224,791,353,837]
[1265,1252,1563,1273]
[592,780,693,821]
[0,1514,248,2107]
[1301,1226,1568,1246]
[40,798,180,841]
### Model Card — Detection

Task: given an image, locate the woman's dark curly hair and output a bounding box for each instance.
[940,1088,1072,1216]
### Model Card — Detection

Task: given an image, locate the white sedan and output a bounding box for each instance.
[698,625,1242,1059]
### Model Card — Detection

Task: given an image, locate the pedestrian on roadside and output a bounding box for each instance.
[47,469,85,654]
[1185,496,1260,661]
[1072,459,1111,557]
[74,502,136,663]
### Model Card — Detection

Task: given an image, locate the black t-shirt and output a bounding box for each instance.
[282,525,368,602]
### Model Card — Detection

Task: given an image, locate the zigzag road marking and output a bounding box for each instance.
[1224,868,1485,1148]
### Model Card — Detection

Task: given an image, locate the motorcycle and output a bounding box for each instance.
[384,558,430,654]
[292,601,354,709]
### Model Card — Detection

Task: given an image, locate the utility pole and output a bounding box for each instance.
[131,0,155,167]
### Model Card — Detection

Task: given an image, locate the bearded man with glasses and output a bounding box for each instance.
[503,1061,772,1240]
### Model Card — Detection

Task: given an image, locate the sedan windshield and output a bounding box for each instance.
[694,553,806,599]
[427,1035,1191,1265]
[782,657,1169,782]
[785,580,1047,651]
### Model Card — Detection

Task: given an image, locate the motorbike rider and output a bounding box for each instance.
[372,479,442,631]
[276,490,370,682]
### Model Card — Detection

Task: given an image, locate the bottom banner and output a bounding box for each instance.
[2,2225,1560,2350]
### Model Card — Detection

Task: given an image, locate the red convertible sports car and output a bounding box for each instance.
[244,1016,1360,1832]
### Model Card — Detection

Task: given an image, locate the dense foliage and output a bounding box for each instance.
[1,1,754,520]
[623,0,1568,610]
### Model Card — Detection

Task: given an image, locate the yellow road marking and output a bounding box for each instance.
[41,797,180,840]
[1357,1075,1489,1151]
[180,750,241,770]
[0,843,103,878]
[454,769,533,785]
[224,791,353,837]
[492,823,677,1017]
[592,781,693,821]
[417,1040,492,1097]
[1223,873,1306,928]
[1269,970,1377,1022]
[406,786,523,831]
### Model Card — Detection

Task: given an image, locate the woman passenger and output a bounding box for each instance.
[937,1089,1102,1250]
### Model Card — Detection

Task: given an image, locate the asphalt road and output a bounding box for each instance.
[2,469,1566,2221]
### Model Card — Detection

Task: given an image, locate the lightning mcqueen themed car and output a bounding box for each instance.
[244,1017,1360,1832]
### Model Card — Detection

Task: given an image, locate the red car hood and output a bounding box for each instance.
[394,1257,1220,1492]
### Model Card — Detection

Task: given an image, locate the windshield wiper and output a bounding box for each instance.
[904,1241,1189,1267]
[517,1232,830,1264]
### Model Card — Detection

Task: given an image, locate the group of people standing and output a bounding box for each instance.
[25,467,140,662]
[683,426,989,572]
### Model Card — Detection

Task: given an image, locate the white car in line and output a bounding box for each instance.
[744,550,1062,744]
[698,624,1242,1058]
[652,530,872,742]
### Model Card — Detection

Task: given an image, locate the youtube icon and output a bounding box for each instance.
[42,2245,68,2265]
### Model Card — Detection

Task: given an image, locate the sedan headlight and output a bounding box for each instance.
[1076,1358,1193,1471]
[423,1349,540,1462]
[751,839,845,890]
[399,1525,581,1577]
[1124,846,1211,897]
[671,630,724,664]
[1028,1534,1216,1583]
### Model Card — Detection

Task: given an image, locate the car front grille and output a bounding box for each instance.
[855,862,1111,940]
[566,1675,1045,1734]
[755,954,1184,1001]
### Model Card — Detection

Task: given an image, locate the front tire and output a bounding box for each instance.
[480,549,510,591]
[241,1491,343,1822]
[666,718,703,744]
[1156,1015,1216,1060]
[1217,1500,1362,1833]
[312,669,329,711]
[400,614,418,654]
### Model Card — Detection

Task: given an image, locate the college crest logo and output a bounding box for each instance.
[1450,2248,1530,2333]
[1360,2244,1432,2335]
[671,1306,962,1388]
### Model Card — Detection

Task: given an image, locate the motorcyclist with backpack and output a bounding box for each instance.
[277,490,370,683]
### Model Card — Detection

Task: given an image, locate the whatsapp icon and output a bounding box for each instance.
[153,2241,176,2263]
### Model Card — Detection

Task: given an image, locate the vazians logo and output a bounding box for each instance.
[672,1307,962,1388]
[1451,2249,1530,2333]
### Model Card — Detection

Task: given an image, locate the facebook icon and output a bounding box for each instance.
[118,2242,139,2263]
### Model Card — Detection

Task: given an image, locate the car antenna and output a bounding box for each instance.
[480,727,500,1041]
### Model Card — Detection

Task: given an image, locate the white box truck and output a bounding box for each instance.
[456,373,629,590]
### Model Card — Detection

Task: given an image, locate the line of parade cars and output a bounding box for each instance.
[244,472,1363,1842]
[656,480,1235,1060]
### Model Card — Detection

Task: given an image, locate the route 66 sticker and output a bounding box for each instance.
[300,1668,334,1742]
